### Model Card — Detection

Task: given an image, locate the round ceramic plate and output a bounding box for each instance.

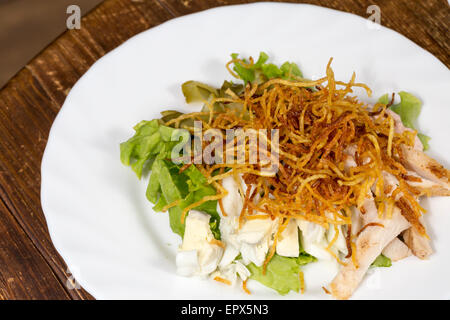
[41,2,450,299]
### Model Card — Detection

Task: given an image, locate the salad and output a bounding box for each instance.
[120,53,449,299]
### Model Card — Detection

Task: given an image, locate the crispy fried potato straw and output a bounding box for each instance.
[175,57,426,265]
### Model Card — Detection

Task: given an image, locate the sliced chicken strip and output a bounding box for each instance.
[350,207,363,236]
[404,170,450,197]
[365,173,411,262]
[346,144,434,263]
[391,147,445,258]
[346,142,448,199]
[360,176,416,261]
[402,216,433,260]
[354,189,410,262]
[333,176,409,299]
[377,170,433,258]
[330,206,410,300]
[407,180,450,197]
[400,144,450,185]
[382,238,412,262]
[376,112,450,194]
[383,109,449,187]
[359,193,378,221]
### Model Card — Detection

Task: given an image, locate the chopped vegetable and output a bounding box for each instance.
[370,254,392,268]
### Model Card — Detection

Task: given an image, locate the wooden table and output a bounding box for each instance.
[0,0,448,300]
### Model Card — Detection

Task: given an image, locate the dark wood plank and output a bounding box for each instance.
[0,69,94,300]
[0,195,71,299]
[0,0,448,299]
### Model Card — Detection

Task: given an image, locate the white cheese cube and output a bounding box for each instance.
[177,210,223,276]
[276,219,299,257]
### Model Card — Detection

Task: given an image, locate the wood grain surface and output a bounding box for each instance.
[0,0,448,300]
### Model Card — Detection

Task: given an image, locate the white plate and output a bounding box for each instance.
[41,2,450,299]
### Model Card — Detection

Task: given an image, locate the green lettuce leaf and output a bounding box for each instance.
[252,51,269,68]
[120,120,189,178]
[246,228,317,295]
[417,133,430,151]
[180,79,249,125]
[218,80,244,98]
[121,120,220,239]
[280,62,303,79]
[146,159,220,239]
[181,81,218,104]
[390,92,421,129]
[181,182,221,239]
[370,254,392,268]
[168,206,185,237]
[377,93,390,105]
[297,252,316,265]
[146,157,164,203]
[247,253,316,295]
[378,91,430,150]
[230,52,303,84]
[232,63,256,84]
[261,63,283,79]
